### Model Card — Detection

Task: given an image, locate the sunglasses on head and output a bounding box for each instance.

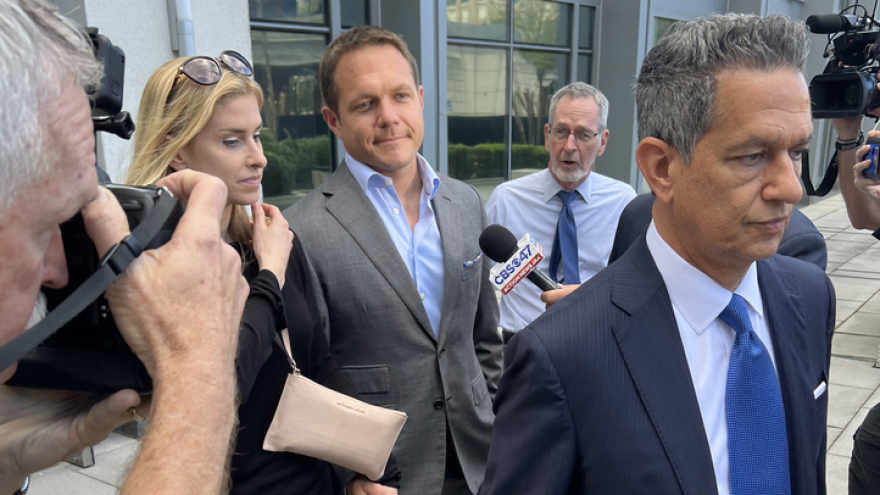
[166,50,254,105]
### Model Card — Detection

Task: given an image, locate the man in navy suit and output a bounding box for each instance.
[479,14,835,495]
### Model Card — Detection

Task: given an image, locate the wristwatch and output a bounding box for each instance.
[836,131,864,151]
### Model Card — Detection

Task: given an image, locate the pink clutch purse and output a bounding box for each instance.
[262,330,407,481]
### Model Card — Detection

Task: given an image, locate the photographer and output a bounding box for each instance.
[0,1,248,494]
[830,83,880,495]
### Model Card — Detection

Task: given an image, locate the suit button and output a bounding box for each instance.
[433,400,444,410]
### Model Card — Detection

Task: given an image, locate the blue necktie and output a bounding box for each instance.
[548,190,580,284]
[719,294,791,495]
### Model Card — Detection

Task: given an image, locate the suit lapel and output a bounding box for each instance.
[432,180,465,350]
[757,259,814,494]
[611,237,719,495]
[322,162,436,340]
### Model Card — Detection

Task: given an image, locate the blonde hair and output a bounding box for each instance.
[127,56,264,245]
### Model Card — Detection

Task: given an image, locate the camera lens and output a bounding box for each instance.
[845,83,861,106]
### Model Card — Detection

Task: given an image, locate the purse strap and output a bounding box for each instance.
[273,329,301,374]
[0,188,178,372]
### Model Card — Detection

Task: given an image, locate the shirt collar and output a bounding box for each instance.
[542,168,593,204]
[646,221,762,335]
[347,153,440,201]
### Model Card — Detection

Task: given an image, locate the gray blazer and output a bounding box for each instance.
[284,162,502,495]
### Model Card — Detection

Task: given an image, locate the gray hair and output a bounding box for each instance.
[0,0,102,214]
[635,13,809,162]
[548,82,609,131]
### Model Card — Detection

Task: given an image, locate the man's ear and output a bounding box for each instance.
[544,123,552,153]
[636,137,678,204]
[322,106,341,137]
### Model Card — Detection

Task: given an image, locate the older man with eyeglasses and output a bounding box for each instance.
[485,82,635,343]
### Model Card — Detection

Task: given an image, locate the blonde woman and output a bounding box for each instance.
[127,52,399,495]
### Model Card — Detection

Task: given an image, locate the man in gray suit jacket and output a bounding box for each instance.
[283,27,502,495]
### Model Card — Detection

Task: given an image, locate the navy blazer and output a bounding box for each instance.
[609,193,828,270]
[479,235,835,495]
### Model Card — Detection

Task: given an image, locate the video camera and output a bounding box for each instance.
[808,5,880,118]
[5,29,181,394]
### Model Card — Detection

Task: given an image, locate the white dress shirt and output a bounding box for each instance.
[645,221,778,495]
[485,168,635,331]
[347,153,445,337]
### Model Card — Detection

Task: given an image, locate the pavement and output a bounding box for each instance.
[24,192,880,494]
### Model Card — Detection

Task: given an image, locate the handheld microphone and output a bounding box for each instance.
[479,224,560,294]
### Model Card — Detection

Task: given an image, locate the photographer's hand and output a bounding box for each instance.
[832,94,880,229]
[251,202,293,288]
[852,130,880,210]
[100,170,248,494]
[0,387,140,494]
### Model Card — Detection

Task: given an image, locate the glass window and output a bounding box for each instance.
[446,0,509,42]
[341,0,368,28]
[447,45,508,196]
[511,49,566,176]
[654,17,679,45]
[577,53,591,83]
[249,0,327,25]
[513,0,570,47]
[251,30,332,210]
[578,6,594,50]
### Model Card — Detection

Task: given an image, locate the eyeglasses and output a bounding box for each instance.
[549,127,598,143]
[166,50,253,105]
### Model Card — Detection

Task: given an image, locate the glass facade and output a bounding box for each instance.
[251,30,329,210]
[654,16,679,45]
[446,0,597,195]
[250,0,371,209]
[249,0,326,24]
[446,0,509,41]
[447,45,508,189]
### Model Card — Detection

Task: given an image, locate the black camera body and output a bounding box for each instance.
[8,185,182,393]
[808,13,880,118]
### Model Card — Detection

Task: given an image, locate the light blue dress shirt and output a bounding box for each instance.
[347,153,445,337]
[486,168,635,331]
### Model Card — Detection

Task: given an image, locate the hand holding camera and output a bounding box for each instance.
[107,170,248,382]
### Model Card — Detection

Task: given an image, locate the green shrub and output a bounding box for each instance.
[261,129,331,194]
[447,142,548,180]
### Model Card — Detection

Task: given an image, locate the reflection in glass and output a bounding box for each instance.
[578,54,592,84]
[511,49,567,175]
[446,0,508,42]
[249,0,326,25]
[513,0,570,47]
[341,0,368,28]
[251,30,331,210]
[578,6,594,50]
[447,45,508,193]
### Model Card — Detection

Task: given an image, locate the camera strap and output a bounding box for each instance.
[801,150,839,197]
[0,189,179,373]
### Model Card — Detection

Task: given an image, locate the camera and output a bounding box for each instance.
[808,9,880,118]
[7,185,182,393]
